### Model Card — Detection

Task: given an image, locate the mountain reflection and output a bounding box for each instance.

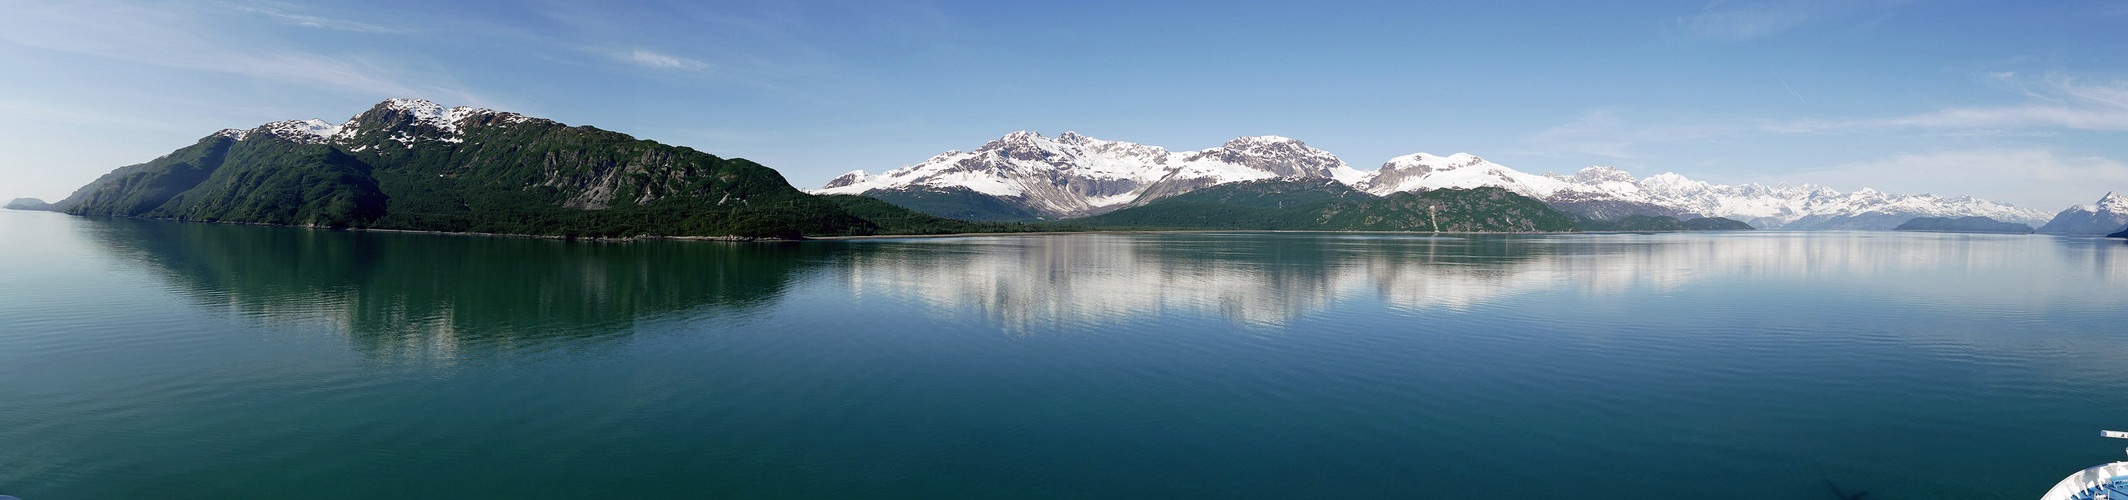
[83,218,827,361]
[88,220,2128,350]
[825,232,2128,330]
[825,234,1553,330]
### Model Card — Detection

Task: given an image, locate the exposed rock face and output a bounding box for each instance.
[2038,192,2128,235]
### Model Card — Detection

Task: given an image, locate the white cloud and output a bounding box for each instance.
[1772,74,2128,133]
[623,49,708,70]
[1775,149,2128,210]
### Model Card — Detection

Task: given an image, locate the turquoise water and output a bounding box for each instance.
[3,209,2127,498]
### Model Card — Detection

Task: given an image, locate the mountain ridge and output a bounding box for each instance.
[2038,192,2128,235]
[821,131,2054,230]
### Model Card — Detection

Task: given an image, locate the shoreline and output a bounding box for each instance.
[50,213,792,242]
[808,229,1584,240]
[30,211,1775,242]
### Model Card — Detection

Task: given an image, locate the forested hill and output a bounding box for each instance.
[55,99,912,239]
[1072,179,1579,232]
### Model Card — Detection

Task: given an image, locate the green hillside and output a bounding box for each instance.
[817,195,1067,235]
[1893,216,2032,234]
[865,186,1047,222]
[1681,217,1755,231]
[1575,214,1755,231]
[1075,180,1578,232]
[59,100,903,239]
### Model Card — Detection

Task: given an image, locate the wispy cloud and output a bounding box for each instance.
[1771,74,2128,133]
[224,2,402,34]
[1676,0,1908,41]
[1680,1,1817,40]
[1775,149,2128,210]
[622,49,708,71]
[1524,108,1734,159]
[525,1,950,99]
[0,1,484,105]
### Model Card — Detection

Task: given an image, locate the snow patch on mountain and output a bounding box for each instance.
[216,98,544,150]
[2098,191,2128,213]
[381,98,455,133]
[255,118,348,144]
[1355,153,1575,197]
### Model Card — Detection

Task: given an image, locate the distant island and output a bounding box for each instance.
[1893,216,2034,234]
[4,198,51,211]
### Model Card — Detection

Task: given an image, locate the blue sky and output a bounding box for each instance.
[2,0,2125,210]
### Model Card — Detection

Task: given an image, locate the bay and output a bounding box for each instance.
[2,209,2126,499]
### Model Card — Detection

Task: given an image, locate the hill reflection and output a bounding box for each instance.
[84,218,829,361]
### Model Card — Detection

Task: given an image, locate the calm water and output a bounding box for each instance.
[3,210,2127,499]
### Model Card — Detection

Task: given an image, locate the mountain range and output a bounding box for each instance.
[35,101,2119,238]
[37,99,1575,238]
[815,131,2057,230]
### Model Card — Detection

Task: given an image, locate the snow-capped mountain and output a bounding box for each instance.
[2037,192,2128,234]
[1355,155,2050,229]
[819,132,2051,229]
[215,98,539,147]
[816,131,1362,218]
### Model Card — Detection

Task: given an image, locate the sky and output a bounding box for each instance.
[1,0,2126,210]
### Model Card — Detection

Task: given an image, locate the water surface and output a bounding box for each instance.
[2,210,2126,498]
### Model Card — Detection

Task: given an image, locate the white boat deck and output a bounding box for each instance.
[2041,462,2128,500]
